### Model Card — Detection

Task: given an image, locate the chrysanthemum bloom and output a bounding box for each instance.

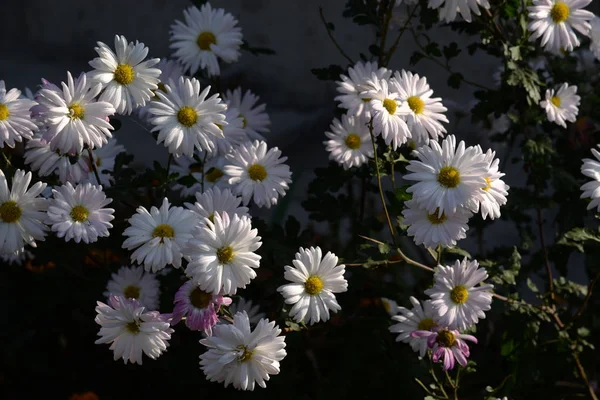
[335,61,391,119]
[412,328,477,370]
[88,35,160,115]
[148,76,226,157]
[427,0,490,22]
[104,265,160,310]
[35,72,115,154]
[392,70,448,143]
[226,297,265,325]
[224,140,292,208]
[170,3,243,77]
[425,258,493,330]
[390,296,439,357]
[364,76,411,150]
[470,147,509,220]
[171,154,229,197]
[380,297,399,317]
[95,296,173,365]
[213,106,247,156]
[527,0,594,53]
[540,83,580,128]
[580,145,600,212]
[137,58,185,120]
[0,169,48,255]
[402,199,472,249]
[323,114,373,170]
[122,198,198,272]
[0,80,37,148]
[405,135,488,217]
[185,187,249,226]
[200,311,287,390]
[171,280,232,335]
[223,87,270,141]
[46,182,114,244]
[277,246,348,325]
[589,16,600,60]
[184,212,262,295]
[84,137,126,187]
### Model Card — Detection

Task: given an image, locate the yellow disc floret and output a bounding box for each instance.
[436,329,456,347]
[450,285,469,304]
[248,164,267,181]
[113,64,136,85]
[382,98,397,115]
[550,2,570,23]
[304,275,324,295]
[407,96,425,114]
[205,167,224,183]
[177,106,198,127]
[551,96,561,107]
[70,205,90,222]
[197,32,217,50]
[437,166,461,188]
[190,287,212,309]
[0,104,10,121]
[123,285,141,300]
[0,201,21,223]
[427,209,447,225]
[417,317,437,331]
[217,246,234,264]
[152,224,175,240]
[345,133,361,150]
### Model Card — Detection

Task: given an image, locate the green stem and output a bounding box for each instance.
[319,7,354,64]
[383,4,419,66]
[86,148,102,186]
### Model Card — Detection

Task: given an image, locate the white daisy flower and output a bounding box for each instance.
[85,137,126,187]
[380,297,399,316]
[389,296,439,357]
[1,247,33,266]
[364,76,411,150]
[392,70,448,142]
[185,187,249,226]
[402,199,472,249]
[0,80,37,148]
[95,295,173,365]
[580,145,600,212]
[540,83,580,128]
[323,114,373,170]
[224,140,292,208]
[137,58,185,120]
[527,0,594,53]
[425,258,494,331]
[170,3,243,77]
[277,246,348,325]
[405,135,488,217]
[200,311,286,391]
[589,16,600,60]
[226,297,266,325]
[184,211,262,295]
[223,87,270,141]
[88,35,161,115]
[171,154,229,197]
[46,182,114,244]
[35,72,115,154]
[213,106,247,156]
[470,147,509,220]
[122,197,198,273]
[428,0,491,22]
[148,76,226,157]
[335,61,391,119]
[104,265,161,310]
[0,169,48,255]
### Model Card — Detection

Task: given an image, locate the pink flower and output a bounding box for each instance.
[412,328,477,370]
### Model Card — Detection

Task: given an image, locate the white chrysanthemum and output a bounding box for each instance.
[589,16,600,60]
[46,182,114,244]
[213,106,247,156]
[95,296,173,365]
[389,297,439,357]
[392,70,448,142]
[224,140,292,208]
[335,61,391,118]
[364,76,411,150]
[185,187,249,226]
[580,145,600,212]
[402,199,472,249]
[470,148,509,220]
[405,135,488,216]
[227,297,266,325]
[223,87,270,141]
[184,212,262,295]
[171,154,229,197]
[122,198,198,272]
[170,3,243,77]
[540,83,579,128]
[148,76,226,157]
[380,297,399,316]
[24,134,91,184]
[137,59,186,120]
[200,311,286,391]
[425,258,494,331]
[35,72,115,154]
[85,137,126,187]
[0,80,37,148]
[323,114,373,170]
[277,246,348,325]
[104,265,160,310]
[0,169,48,255]
[88,35,161,115]
[428,0,490,22]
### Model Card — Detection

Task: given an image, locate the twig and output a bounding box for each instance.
[572,352,599,400]
[86,148,102,185]
[573,271,600,321]
[378,0,396,66]
[384,4,419,66]
[536,208,554,295]
[358,234,386,246]
[397,248,434,272]
[319,7,354,64]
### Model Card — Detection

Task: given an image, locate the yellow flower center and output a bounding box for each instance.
[70,205,90,222]
[0,201,21,223]
[550,2,570,23]
[123,285,141,300]
[437,166,461,188]
[483,177,492,192]
[197,31,217,50]
[0,104,10,121]
[126,321,140,334]
[382,98,397,115]
[189,163,203,174]
[304,275,324,295]
[113,64,136,85]
[152,224,175,239]
[205,167,224,183]
[407,96,425,114]
[427,209,447,225]
[248,164,267,181]
[436,329,456,347]
[177,106,198,127]
[417,317,437,331]
[361,97,372,102]
[450,285,469,304]
[237,345,254,363]
[190,287,212,309]
[550,96,561,107]
[217,245,234,264]
[157,82,167,93]
[69,103,85,120]
[345,133,361,150]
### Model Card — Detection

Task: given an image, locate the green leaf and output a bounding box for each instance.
[378,242,391,255]
[311,64,345,81]
[368,44,381,57]
[447,73,463,89]
[445,247,471,259]
[409,51,425,66]
[443,42,461,60]
[424,42,442,57]
[176,175,198,187]
[557,227,600,252]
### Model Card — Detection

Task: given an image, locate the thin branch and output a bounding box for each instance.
[384,4,419,66]
[573,271,600,321]
[536,208,554,295]
[319,7,354,64]
[572,352,599,400]
[397,248,434,272]
[378,0,396,66]
[86,148,102,186]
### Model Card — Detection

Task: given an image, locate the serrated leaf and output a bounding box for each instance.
[448,72,463,89]
[409,51,425,66]
[443,42,461,60]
